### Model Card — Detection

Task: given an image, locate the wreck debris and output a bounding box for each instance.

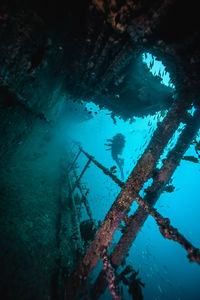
[66,173,83,254]
[68,158,91,197]
[67,148,82,173]
[66,99,193,299]
[135,196,200,264]
[101,247,121,300]
[66,148,96,251]
[77,145,124,187]
[91,106,200,299]
[72,167,95,227]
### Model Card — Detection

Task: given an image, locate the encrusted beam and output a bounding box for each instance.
[79,146,124,188]
[66,99,191,299]
[91,106,200,299]
[135,196,200,264]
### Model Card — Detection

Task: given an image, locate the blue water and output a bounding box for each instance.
[66,54,200,299]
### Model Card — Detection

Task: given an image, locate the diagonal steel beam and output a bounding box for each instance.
[66,100,191,299]
[78,146,124,187]
[135,196,200,264]
[91,106,200,299]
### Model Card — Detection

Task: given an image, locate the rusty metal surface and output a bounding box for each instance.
[66,99,191,299]
[91,106,200,299]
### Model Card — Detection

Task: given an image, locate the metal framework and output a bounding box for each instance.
[66,98,200,300]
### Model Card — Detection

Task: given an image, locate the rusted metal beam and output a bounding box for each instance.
[79,147,124,188]
[101,247,121,300]
[91,107,200,299]
[66,100,190,299]
[111,106,200,266]
[135,196,200,264]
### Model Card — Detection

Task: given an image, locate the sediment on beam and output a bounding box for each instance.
[66,99,191,300]
[91,106,200,299]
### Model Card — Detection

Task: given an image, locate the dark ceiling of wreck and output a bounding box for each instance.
[0,0,200,119]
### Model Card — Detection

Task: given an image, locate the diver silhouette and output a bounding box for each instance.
[104,133,125,180]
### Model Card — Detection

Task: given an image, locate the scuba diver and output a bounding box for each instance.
[104,133,125,180]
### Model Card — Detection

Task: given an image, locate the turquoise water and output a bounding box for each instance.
[67,54,200,299]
